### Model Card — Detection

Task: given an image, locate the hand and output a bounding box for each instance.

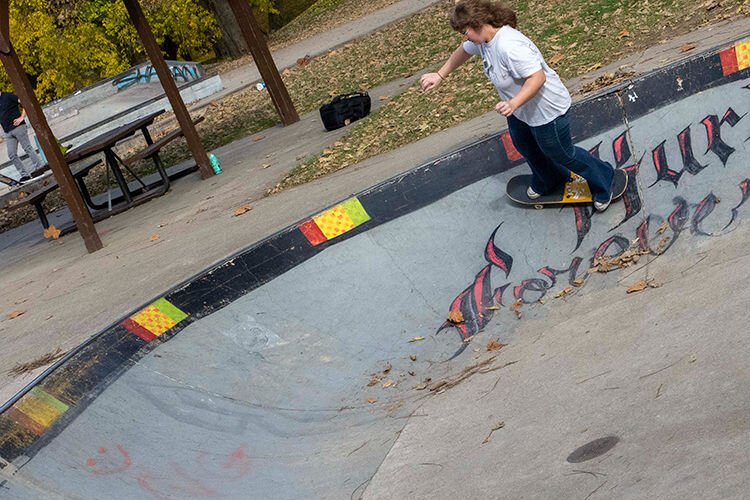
[12,117,23,126]
[495,100,516,117]
[420,72,443,92]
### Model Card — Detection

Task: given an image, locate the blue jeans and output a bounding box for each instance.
[4,122,43,177]
[507,112,614,203]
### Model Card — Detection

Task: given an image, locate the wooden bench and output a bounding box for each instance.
[122,115,205,167]
[5,159,103,229]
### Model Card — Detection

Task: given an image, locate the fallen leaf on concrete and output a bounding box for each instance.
[233,204,253,216]
[367,397,377,404]
[261,163,271,169]
[680,43,697,53]
[383,362,392,374]
[14,298,28,305]
[7,310,25,319]
[17,191,27,200]
[382,380,395,389]
[590,243,650,272]
[554,287,573,299]
[409,336,425,343]
[367,376,381,387]
[655,237,670,254]
[8,348,66,377]
[627,280,649,293]
[486,339,506,352]
[657,221,669,234]
[656,383,664,398]
[448,310,464,324]
[482,421,505,444]
[510,300,522,319]
[573,277,586,287]
[486,305,501,311]
[150,234,160,242]
[579,70,636,94]
[627,278,661,294]
[409,355,417,362]
[415,383,428,390]
[43,225,61,240]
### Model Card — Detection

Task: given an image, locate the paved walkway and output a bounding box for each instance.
[0,0,748,414]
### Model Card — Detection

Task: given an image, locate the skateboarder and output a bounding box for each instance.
[420,0,615,211]
[0,90,43,183]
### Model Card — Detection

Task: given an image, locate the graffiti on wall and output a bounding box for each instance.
[438,98,750,356]
[113,62,202,90]
[83,443,250,498]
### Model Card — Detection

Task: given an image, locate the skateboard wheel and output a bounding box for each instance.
[534,204,544,210]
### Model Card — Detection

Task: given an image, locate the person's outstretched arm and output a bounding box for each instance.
[420,44,473,91]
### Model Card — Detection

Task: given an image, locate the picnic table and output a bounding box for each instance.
[7,110,204,231]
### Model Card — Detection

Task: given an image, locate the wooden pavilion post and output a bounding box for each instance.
[121,0,214,179]
[0,0,102,252]
[227,0,299,126]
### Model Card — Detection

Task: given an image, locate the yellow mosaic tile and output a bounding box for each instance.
[314,205,355,240]
[131,306,177,336]
[736,40,750,70]
[14,388,69,429]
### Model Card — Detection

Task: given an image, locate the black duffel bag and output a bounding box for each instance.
[319,92,371,131]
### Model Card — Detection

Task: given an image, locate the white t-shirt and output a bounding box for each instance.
[463,26,571,126]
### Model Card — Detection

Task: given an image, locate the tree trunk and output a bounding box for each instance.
[202,0,274,59]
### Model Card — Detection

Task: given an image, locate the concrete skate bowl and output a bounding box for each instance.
[1,37,750,498]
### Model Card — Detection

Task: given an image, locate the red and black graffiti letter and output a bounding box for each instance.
[611,131,632,168]
[725,178,750,230]
[649,141,682,188]
[677,126,707,175]
[691,193,721,236]
[485,222,513,277]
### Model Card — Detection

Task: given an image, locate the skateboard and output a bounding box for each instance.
[506,169,627,209]
[0,172,20,187]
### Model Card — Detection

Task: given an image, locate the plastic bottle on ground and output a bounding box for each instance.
[209,154,222,175]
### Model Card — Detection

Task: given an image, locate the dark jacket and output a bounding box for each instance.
[0,92,22,133]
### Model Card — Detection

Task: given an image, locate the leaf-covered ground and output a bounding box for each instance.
[206,0,404,75]
[270,0,750,191]
[2,0,748,232]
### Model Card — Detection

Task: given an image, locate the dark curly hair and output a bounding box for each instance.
[450,0,517,33]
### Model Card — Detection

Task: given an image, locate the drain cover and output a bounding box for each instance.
[566,436,619,463]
